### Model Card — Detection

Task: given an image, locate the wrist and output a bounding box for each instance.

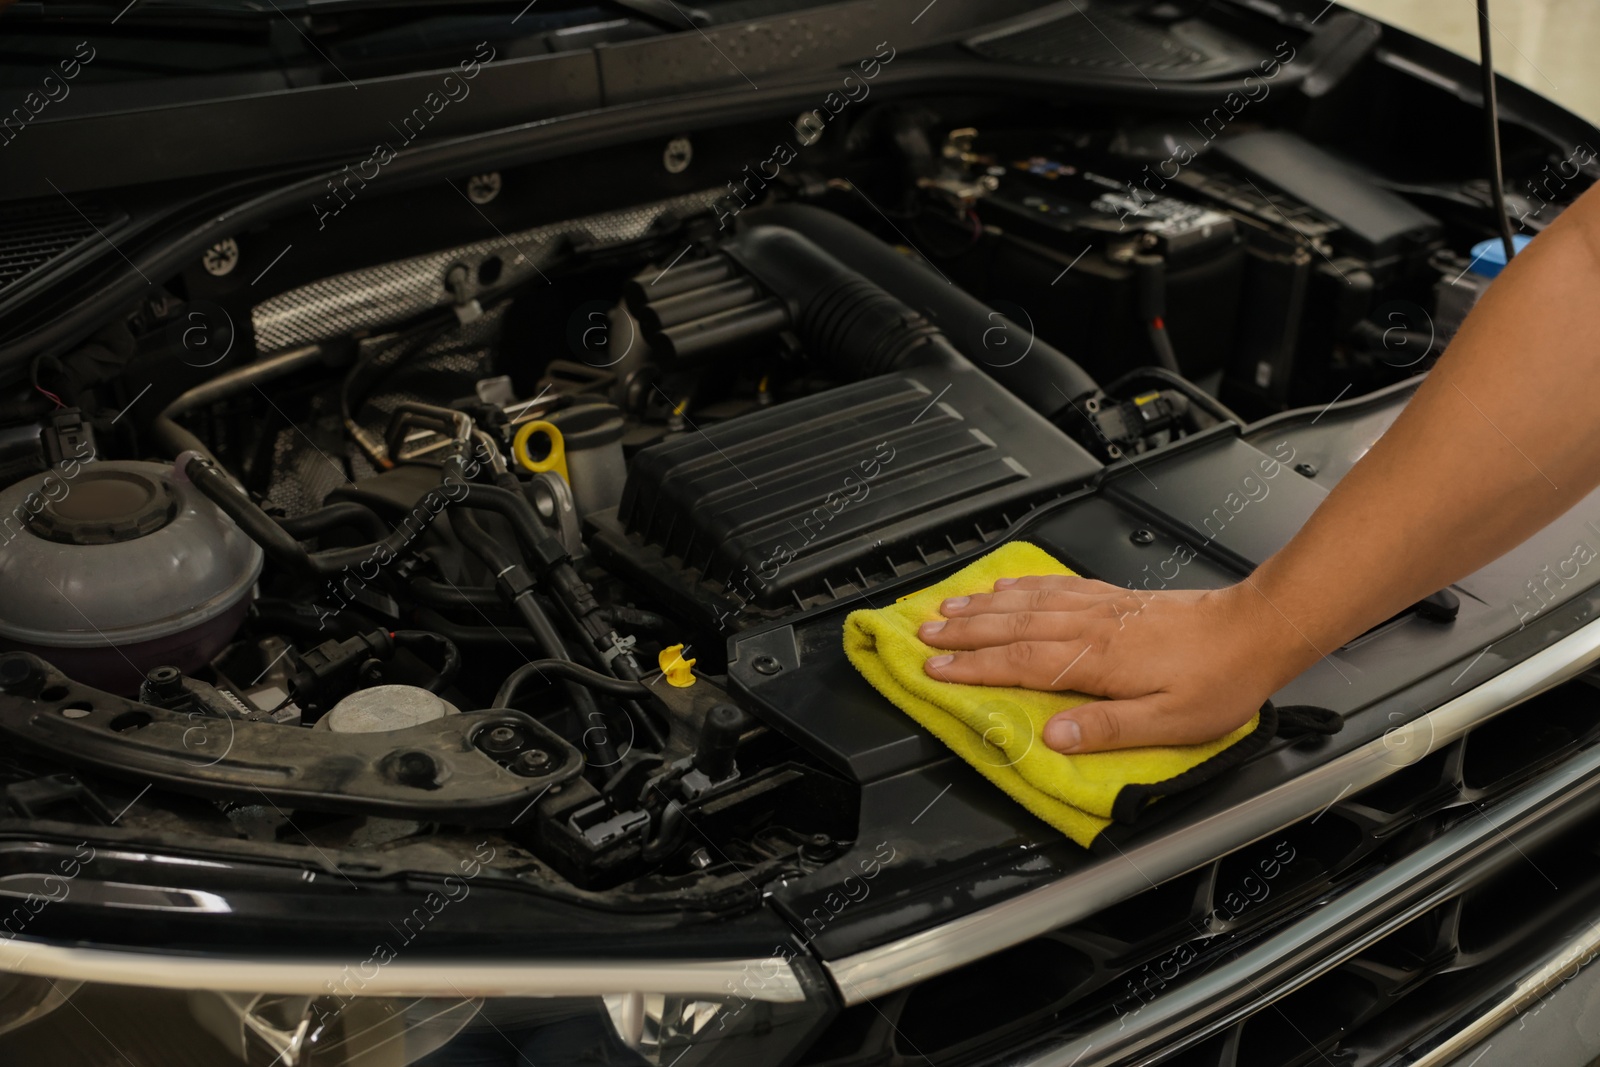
[1208,579,1329,693]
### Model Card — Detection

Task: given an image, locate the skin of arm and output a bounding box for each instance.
[919,181,1600,754]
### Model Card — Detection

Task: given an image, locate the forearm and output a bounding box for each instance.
[1245,183,1600,676]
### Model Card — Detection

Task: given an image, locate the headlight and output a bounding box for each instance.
[188,991,480,1066]
[0,947,829,1066]
[600,988,830,1066]
[0,973,79,1037]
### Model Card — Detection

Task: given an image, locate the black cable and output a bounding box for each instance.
[1477,0,1518,260]
[539,584,668,750]
[600,605,671,632]
[340,313,460,470]
[453,476,649,685]
[1103,366,1243,426]
[276,501,389,544]
[189,434,653,763]
[390,630,462,694]
[186,455,451,578]
[1133,254,1181,373]
[451,510,573,662]
[452,508,621,767]
[412,607,545,652]
[494,659,652,707]
[640,799,690,862]
[408,577,503,612]
[450,483,569,572]
[1144,321,1180,374]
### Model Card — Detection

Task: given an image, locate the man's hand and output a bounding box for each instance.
[919,576,1319,754]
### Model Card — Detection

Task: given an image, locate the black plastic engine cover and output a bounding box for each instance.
[587,359,1101,632]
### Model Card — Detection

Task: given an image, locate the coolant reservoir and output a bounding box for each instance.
[0,460,263,694]
[314,685,461,733]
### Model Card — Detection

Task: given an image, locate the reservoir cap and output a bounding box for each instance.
[1468,234,1534,279]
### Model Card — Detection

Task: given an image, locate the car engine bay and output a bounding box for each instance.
[0,43,1590,929]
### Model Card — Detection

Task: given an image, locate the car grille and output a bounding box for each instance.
[796,675,1600,1066]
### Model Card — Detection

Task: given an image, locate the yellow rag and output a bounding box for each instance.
[842,541,1260,847]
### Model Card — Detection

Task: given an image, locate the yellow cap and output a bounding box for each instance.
[659,644,697,688]
[512,420,569,482]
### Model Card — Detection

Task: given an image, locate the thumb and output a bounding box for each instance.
[1043,697,1172,754]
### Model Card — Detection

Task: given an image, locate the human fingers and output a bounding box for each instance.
[992,574,1125,596]
[920,606,1130,650]
[922,640,1097,691]
[1041,695,1259,754]
[937,586,1145,621]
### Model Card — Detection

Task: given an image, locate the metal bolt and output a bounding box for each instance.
[794,113,826,146]
[800,832,839,863]
[466,172,502,205]
[1130,529,1155,546]
[201,238,239,277]
[1294,462,1319,478]
[751,655,782,676]
[662,136,693,173]
[482,725,521,755]
[0,654,37,695]
[513,749,552,776]
[394,751,437,787]
[146,666,183,697]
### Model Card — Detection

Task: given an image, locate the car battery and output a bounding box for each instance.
[949,148,1247,385]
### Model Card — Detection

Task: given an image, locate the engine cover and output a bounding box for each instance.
[587,360,1100,632]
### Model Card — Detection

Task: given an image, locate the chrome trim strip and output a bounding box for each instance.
[1406,918,1600,1066]
[0,942,807,1002]
[1000,717,1600,1064]
[826,612,1600,1005]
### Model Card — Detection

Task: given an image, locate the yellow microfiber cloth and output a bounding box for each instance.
[843,541,1266,847]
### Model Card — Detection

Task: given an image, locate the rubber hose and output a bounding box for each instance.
[744,204,1099,411]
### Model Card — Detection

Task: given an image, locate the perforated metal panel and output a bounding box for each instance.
[250,189,724,352]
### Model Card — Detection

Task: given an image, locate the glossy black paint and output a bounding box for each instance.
[742,385,1600,961]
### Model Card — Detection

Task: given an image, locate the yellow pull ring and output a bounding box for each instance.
[512,421,569,482]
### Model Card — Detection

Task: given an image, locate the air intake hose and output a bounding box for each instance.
[743,203,1100,416]
[725,225,947,379]
[627,227,957,377]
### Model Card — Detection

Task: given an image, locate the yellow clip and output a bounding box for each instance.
[1133,391,1162,407]
[512,421,569,482]
[659,644,697,688]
